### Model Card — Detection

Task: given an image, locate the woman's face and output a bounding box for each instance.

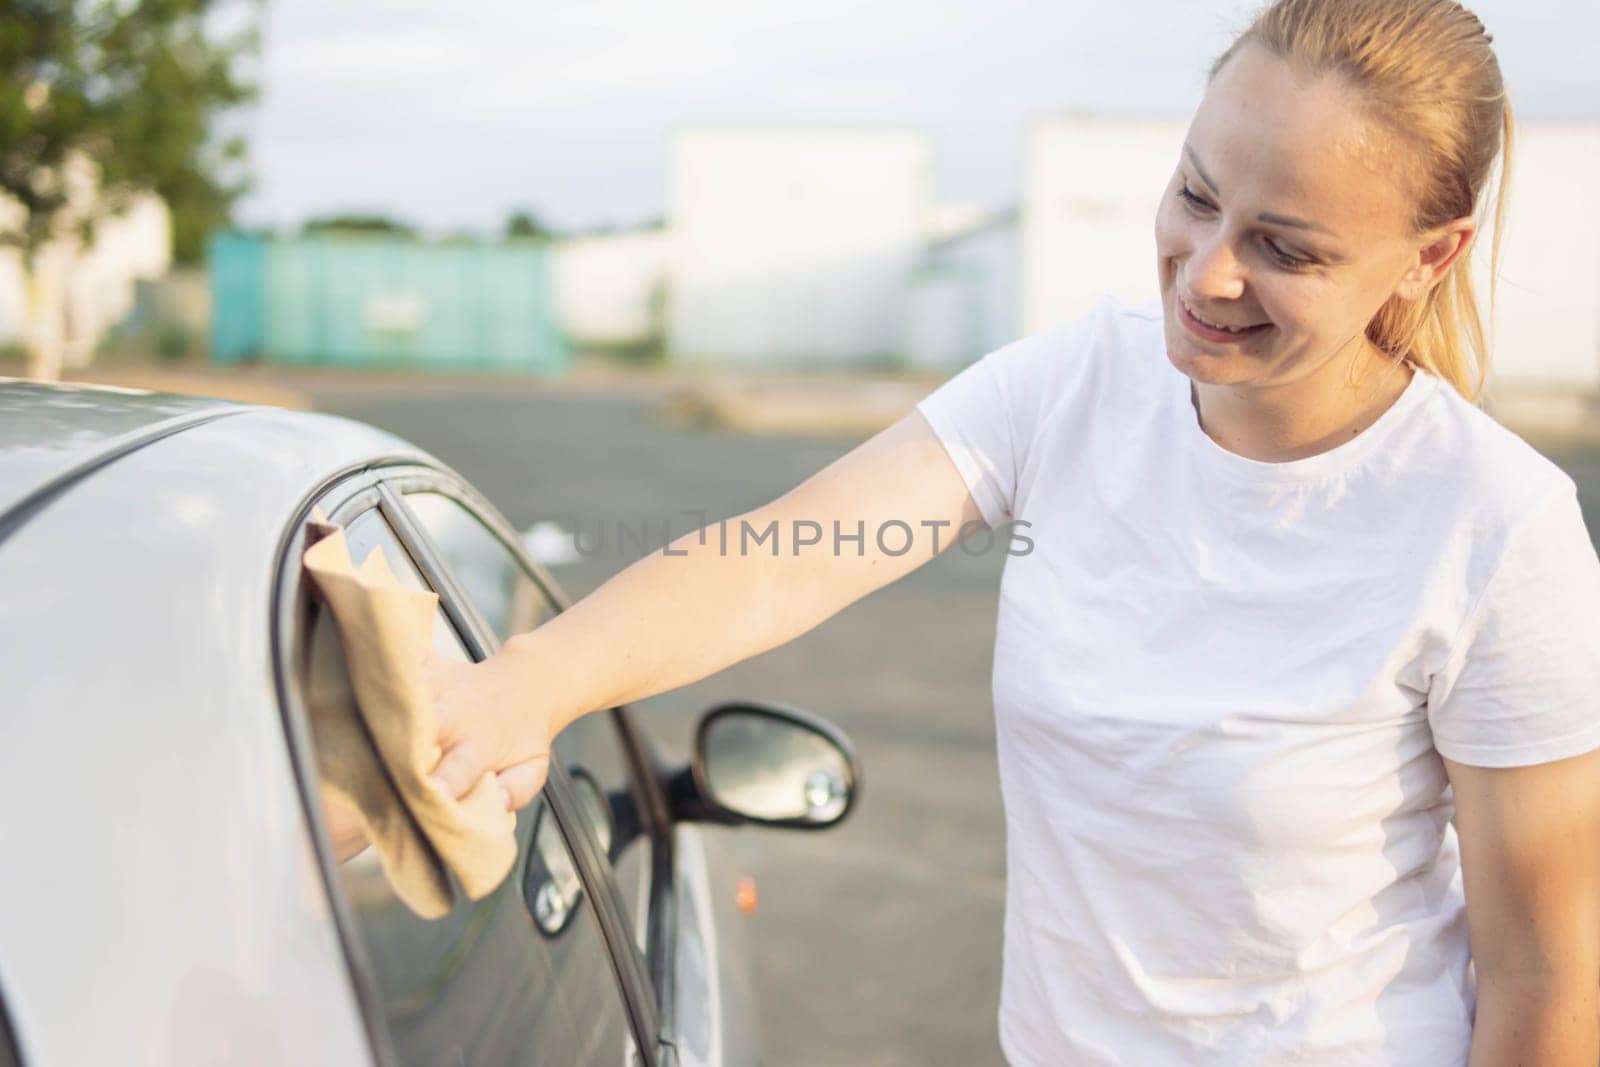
[1154,42,1444,393]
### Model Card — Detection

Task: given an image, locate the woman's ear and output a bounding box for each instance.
[1394,216,1477,301]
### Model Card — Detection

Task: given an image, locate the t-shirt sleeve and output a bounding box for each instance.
[1427,481,1600,767]
[914,297,1108,528]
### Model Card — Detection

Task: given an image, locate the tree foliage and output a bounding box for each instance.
[0,0,259,265]
[301,213,416,238]
[504,209,550,240]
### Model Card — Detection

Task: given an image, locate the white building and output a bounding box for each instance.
[550,225,670,351]
[0,184,171,369]
[906,206,1020,369]
[1023,113,1185,336]
[667,128,934,366]
[1479,122,1600,390]
[1023,113,1600,392]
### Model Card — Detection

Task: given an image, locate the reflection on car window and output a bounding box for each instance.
[527,801,583,937]
[403,492,550,638]
[403,490,655,955]
[344,509,468,658]
[298,507,636,1066]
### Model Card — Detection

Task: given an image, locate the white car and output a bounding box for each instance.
[0,379,861,1066]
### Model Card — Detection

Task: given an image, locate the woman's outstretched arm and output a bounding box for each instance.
[427,407,985,806]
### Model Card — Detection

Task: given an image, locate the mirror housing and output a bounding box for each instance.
[667,701,861,831]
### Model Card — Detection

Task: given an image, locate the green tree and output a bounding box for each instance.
[301,213,416,239]
[504,209,550,240]
[0,0,258,378]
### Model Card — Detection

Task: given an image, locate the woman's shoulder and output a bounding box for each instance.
[1403,371,1578,523]
[1387,369,1586,614]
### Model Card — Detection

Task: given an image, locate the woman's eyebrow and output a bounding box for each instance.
[1182,142,1341,239]
[1258,211,1337,237]
[1183,143,1221,194]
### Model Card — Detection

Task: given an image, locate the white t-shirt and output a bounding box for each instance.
[915,293,1600,1066]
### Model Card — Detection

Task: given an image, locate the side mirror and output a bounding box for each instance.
[670,701,861,830]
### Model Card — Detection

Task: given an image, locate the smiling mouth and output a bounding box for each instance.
[1177,295,1271,339]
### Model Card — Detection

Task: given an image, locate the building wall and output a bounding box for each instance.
[1482,123,1600,389]
[0,191,171,366]
[1022,114,1185,336]
[208,233,570,373]
[668,128,934,366]
[1023,114,1600,391]
[907,215,1021,369]
[550,228,669,349]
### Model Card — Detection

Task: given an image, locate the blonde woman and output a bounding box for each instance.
[428,1,1600,1061]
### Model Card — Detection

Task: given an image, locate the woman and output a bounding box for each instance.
[427,0,1600,1061]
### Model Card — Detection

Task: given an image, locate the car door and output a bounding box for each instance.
[273,474,655,1066]
[377,473,723,1049]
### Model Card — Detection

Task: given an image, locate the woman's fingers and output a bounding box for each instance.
[496,755,550,812]
[424,655,475,736]
[424,643,553,807]
[428,743,548,809]
[428,737,485,801]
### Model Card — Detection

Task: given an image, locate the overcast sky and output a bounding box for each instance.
[234,0,1600,235]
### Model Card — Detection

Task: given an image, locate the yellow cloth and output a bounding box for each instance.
[301,514,516,919]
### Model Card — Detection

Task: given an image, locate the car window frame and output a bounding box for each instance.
[376,476,666,1037]
[269,463,661,1067]
[0,975,22,1067]
[377,470,681,1002]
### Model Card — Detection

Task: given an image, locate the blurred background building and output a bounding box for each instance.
[0,178,173,371]
[208,231,570,373]
[551,224,669,358]
[12,115,1597,392]
[667,128,934,368]
[4,1,1596,397]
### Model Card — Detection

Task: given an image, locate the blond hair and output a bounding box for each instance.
[1211,0,1513,403]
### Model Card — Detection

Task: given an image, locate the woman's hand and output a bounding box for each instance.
[426,635,556,812]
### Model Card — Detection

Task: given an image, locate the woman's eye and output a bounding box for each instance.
[1264,238,1310,269]
[1175,183,1313,270]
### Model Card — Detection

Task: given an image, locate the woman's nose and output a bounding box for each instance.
[1185,230,1247,302]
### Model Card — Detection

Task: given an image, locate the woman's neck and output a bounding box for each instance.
[1190,341,1415,464]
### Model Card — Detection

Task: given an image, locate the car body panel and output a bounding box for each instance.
[0,406,424,1064]
[667,826,762,1067]
[0,378,241,520]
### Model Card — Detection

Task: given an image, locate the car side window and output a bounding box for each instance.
[342,508,471,658]
[298,506,638,1066]
[400,491,552,639]
[402,490,656,955]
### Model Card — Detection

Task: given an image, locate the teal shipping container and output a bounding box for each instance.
[208,232,571,374]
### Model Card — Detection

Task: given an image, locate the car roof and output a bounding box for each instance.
[0,377,246,528]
